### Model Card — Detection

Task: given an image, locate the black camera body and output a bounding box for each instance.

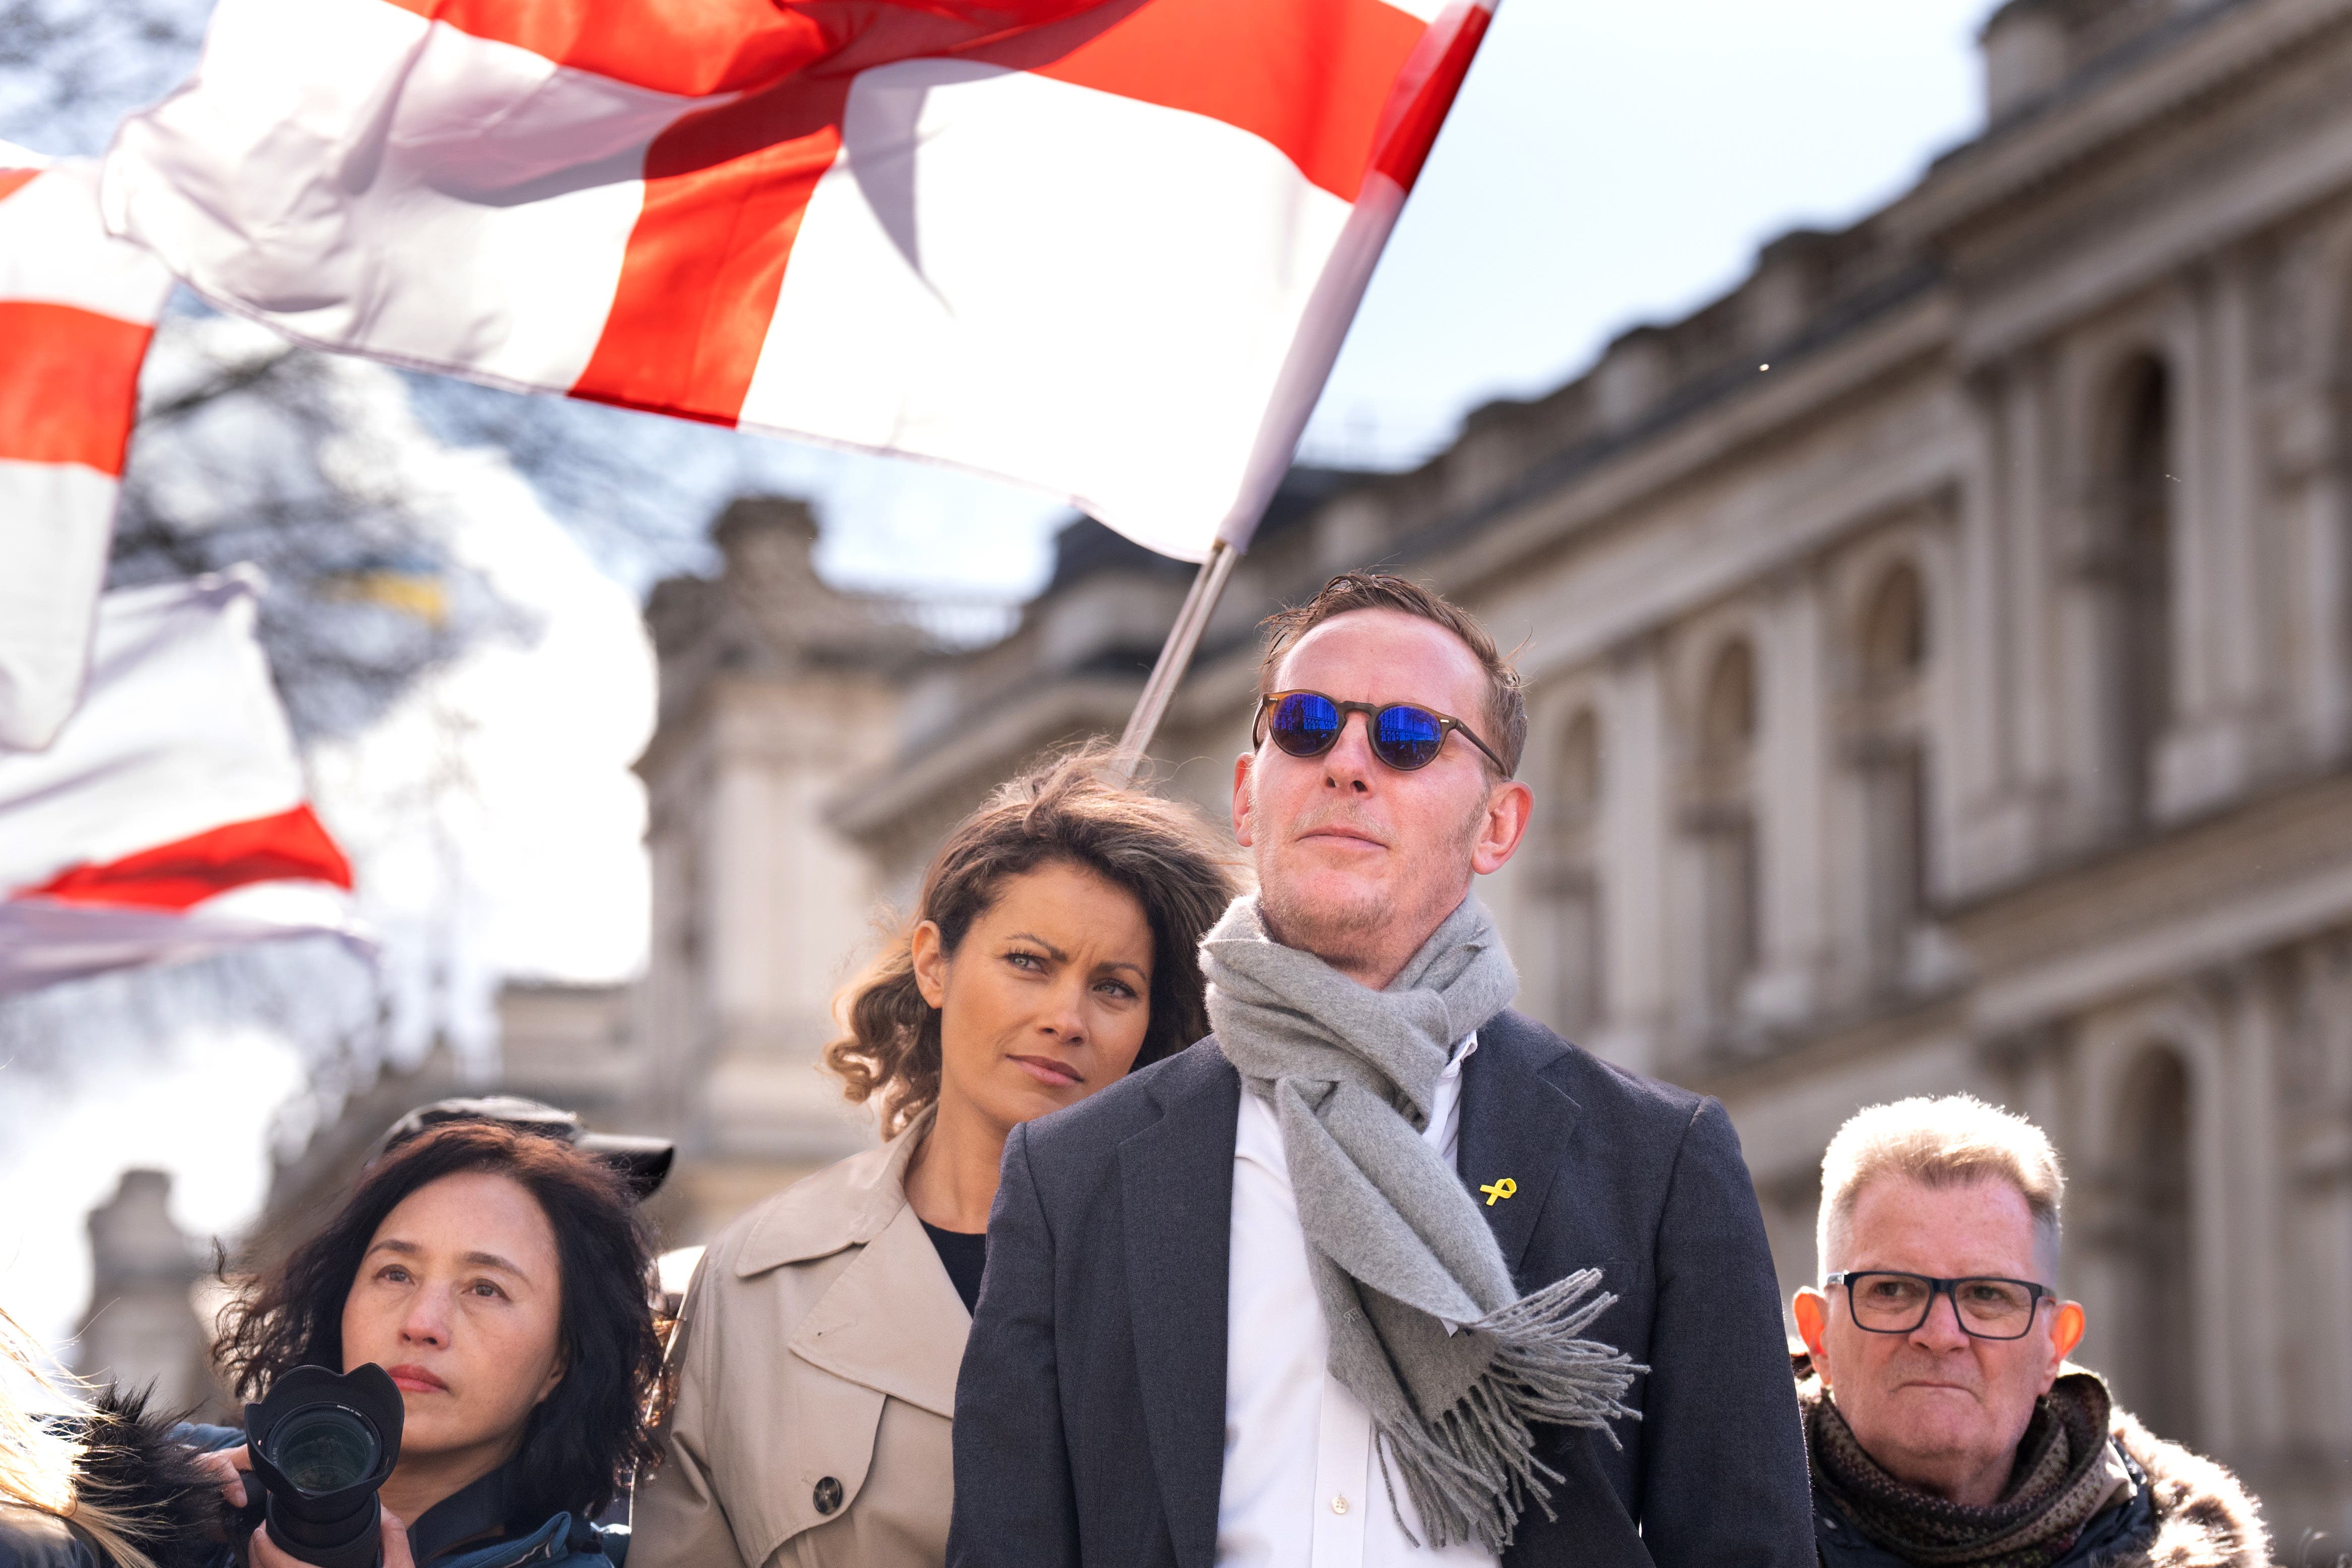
[241,1363,405,1568]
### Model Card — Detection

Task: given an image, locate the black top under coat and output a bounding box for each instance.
[923,1220,987,1316]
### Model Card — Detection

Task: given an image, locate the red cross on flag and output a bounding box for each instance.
[101,0,1494,561]
[0,570,365,995]
[0,144,174,753]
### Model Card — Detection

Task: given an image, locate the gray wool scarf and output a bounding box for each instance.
[1203,893,1641,1554]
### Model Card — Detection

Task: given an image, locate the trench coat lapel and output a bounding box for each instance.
[1457,1011,1582,1282]
[1118,1044,1240,1568]
[788,1196,968,1419]
[737,1109,929,1275]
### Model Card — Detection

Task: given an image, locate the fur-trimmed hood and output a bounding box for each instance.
[1794,1353,2270,1568]
[2100,1401,2269,1568]
[27,1385,229,1568]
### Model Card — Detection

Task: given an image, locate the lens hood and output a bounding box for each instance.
[244,1363,405,1568]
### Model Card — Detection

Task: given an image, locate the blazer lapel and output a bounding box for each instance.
[1118,1043,1240,1568]
[1457,1011,1583,1282]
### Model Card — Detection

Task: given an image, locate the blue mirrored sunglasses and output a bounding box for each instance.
[1252,690,1509,775]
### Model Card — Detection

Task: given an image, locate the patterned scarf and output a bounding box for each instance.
[1803,1367,2123,1568]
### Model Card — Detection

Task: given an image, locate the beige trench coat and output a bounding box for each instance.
[632,1123,968,1568]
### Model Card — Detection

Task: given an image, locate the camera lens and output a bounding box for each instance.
[269,1406,382,1495]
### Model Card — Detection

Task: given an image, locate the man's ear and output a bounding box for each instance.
[1793,1288,1833,1385]
[1469,779,1534,875]
[1231,752,1256,848]
[911,919,950,1009]
[2048,1300,2086,1372]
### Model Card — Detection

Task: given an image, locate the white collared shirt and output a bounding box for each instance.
[1216,1033,1499,1568]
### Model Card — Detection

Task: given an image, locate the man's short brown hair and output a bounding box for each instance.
[1256,573,1527,778]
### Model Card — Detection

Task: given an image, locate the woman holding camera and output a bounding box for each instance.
[631,752,1238,1568]
[201,1120,662,1568]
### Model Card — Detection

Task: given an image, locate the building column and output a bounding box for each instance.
[2008,353,2061,806]
[2285,943,2352,1482]
[2216,962,2287,1463]
[2157,258,2264,817]
[2269,371,2352,763]
[1594,636,1668,1076]
[2297,461,2352,762]
[1956,352,2063,883]
[1752,567,1829,1027]
[1949,360,2052,896]
[2048,338,2127,845]
[1952,380,2006,790]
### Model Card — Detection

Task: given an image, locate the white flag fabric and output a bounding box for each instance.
[102,0,1495,561]
[0,570,365,994]
[0,142,175,752]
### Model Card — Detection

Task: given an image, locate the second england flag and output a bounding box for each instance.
[0,569,364,994]
[0,144,173,752]
[101,0,1494,562]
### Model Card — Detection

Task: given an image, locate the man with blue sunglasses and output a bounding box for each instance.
[952,573,1810,1568]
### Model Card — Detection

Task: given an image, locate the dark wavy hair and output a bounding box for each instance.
[824,746,1242,1137]
[214,1122,661,1525]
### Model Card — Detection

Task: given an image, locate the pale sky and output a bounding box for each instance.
[0,0,2004,1351]
[1310,0,2000,456]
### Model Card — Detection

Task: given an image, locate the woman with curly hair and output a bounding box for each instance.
[633,750,1239,1568]
[198,1120,662,1568]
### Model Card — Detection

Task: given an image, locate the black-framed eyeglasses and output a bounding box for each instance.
[1825,1271,2052,1341]
[1253,690,1510,775]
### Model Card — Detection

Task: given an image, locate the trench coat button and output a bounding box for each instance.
[814,1477,843,1516]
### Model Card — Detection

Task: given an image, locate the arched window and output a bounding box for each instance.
[1557,708,1602,823]
[2111,1046,2196,1444]
[2107,357,2174,826]
[1860,565,1927,694]
[1694,641,1760,1026]
[1550,710,1604,1036]
[1854,562,1930,988]
[1701,640,1758,766]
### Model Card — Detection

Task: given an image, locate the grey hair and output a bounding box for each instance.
[1817,1094,2065,1281]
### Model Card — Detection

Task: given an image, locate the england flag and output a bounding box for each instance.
[101,0,1494,561]
[0,571,365,995]
[0,144,174,752]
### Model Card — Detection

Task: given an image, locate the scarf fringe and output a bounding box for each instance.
[1374,1268,1646,1554]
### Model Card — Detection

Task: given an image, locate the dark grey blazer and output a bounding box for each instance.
[947,1009,1813,1568]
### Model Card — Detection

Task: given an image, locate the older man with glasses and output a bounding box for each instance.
[1793,1096,2268,1568]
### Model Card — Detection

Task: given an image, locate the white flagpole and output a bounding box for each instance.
[1109,540,1241,783]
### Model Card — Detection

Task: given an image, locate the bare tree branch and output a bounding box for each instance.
[110,318,537,743]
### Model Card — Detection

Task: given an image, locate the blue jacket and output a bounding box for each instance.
[421,1512,623,1568]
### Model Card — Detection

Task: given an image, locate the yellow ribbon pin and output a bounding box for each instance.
[1479,1177,1517,1207]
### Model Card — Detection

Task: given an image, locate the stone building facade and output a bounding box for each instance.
[622,0,2352,1538]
